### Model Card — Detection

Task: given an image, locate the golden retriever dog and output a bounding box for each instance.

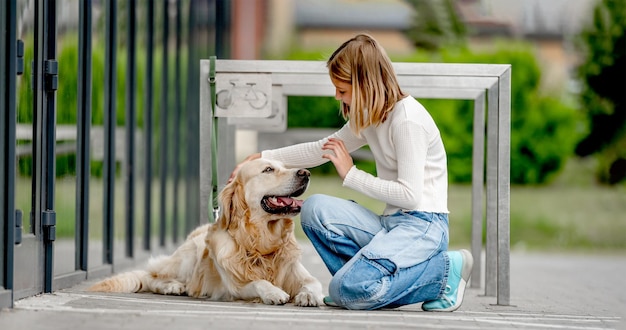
[88,159,324,307]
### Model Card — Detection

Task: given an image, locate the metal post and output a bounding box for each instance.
[497,69,511,306]
[215,0,229,59]
[159,0,169,247]
[184,0,201,234]
[42,0,58,294]
[103,0,117,265]
[125,0,137,258]
[29,0,60,294]
[144,0,154,250]
[172,0,182,244]
[31,0,46,295]
[485,84,499,297]
[470,93,485,289]
[0,0,18,309]
[75,0,92,271]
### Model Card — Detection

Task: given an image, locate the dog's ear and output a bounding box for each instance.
[217,177,248,231]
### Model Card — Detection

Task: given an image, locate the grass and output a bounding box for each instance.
[14,158,626,252]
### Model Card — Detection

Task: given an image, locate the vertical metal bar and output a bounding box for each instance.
[215,0,229,59]
[32,0,45,241]
[75,0,92,271]
[172,0,182,244]
[497,68,512,306]
[42,0,58,294]
[184,0,201,234]
[103,0,117,265]
[125,0,137,258]
[0,0,18,308]
[199,60,212,226]
[470,92,485,289]
[215,0,233,199]
[30,0,46,296]
[485,84,499,297]
[159,0,169,247]
[144,0,154,250]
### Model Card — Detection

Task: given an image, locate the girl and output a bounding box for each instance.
[230,33,472,311]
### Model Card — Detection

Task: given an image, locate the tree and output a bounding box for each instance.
[576,0,626,184]
[405,0,467,51]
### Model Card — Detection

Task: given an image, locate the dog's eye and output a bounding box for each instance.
[263,166,274,173]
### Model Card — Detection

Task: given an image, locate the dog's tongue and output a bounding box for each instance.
[276,197,303,208]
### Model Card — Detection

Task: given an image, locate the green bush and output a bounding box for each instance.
[287,96,344,128]
[416,45,582,184]
[437,45,582,184]
[575,0,626,185]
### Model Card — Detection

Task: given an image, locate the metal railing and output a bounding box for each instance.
[0,0,225,309]
[200,59,512,306]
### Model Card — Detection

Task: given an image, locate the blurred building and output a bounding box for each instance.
[289,0,416,55]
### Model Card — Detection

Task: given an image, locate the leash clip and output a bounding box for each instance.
[212,207,221,221]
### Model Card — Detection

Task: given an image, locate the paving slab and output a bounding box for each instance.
[0,242,624,330]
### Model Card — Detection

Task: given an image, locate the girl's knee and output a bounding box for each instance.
[301,194,330,227]
[328,257,387,310]
[328,276,380,310]
[302,194,331,210]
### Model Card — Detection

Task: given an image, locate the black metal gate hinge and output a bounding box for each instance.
[42,210,56,242]
[44,59,58,91]
[15,210,23,245]
[16,39,24,75]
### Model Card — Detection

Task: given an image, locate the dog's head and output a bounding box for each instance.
[217,159,310,239]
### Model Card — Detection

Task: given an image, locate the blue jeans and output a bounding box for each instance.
[301,194,450,310]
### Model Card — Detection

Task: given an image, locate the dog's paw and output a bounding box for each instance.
[260,288,290,305]
[293,290,324,307]
[162,281,186,295]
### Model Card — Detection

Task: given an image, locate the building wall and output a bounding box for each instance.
[231,0,266,59]
[264,0,295,58]
[298,29,415,56]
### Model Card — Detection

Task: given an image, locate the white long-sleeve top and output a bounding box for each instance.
[261,96,449,215]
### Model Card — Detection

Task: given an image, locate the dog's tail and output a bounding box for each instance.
[87,270,149,293]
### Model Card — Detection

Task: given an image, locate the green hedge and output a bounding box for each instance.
[436,45,582,184]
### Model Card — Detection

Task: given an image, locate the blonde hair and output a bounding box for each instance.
[327,33,406,136]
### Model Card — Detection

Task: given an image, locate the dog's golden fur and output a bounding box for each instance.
[88,159,324,306]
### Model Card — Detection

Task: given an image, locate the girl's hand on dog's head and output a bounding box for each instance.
[321,138,354,180]
[228,153,262,183]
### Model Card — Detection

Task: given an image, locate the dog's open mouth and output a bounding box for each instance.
[261,196,304,214]
[260,184,308,215]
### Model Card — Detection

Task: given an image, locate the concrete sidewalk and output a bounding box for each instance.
[1,242,624,330]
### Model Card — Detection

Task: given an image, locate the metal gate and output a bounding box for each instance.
[1,0,225,309]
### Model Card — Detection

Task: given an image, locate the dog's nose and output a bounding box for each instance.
[297,169,310,178]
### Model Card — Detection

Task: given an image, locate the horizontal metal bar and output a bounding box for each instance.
[16,124,77,140]
[267,73,498,90]
[281,84,485,100]
[211,60,511,77]
[16,142,76,157]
